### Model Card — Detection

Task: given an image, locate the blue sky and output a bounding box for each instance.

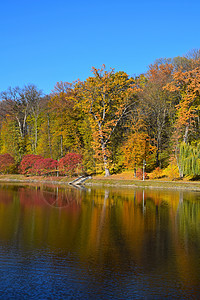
[0,0,199,94]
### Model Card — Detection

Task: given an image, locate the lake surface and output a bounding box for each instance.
[0,183,200,299]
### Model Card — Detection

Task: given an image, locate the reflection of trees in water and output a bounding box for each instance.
[96,189,109,247]
[17,184,82,208]
[1,184,200,294]
[176,193,200,248]
[169,191,200,289]
[41,186,82,208]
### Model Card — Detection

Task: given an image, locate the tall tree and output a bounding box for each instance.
[164,66,200,144]
[123,116,156,175]
[49,82,82,159]
[0,86,29,139]
[138,62,175,167]
[76,65,137,176]
[21,84,43,153]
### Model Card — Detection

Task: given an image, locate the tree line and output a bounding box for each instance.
[1,49,200,178]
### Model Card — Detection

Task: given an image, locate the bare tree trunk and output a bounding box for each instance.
[175,146,183,178]
[16,117,23,138]
[34,117,38,154]
[134,166,136,178]
[101,140,110,177]
[23,112,27,137]
[183,124,189,144]
[156,130,161,167]
[60,135,63,158]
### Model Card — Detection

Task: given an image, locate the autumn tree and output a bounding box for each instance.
[163,65,200,176]
[0,86,29,139]
[164,66,200,144]
[49,82,83,159]
[0,87,29,158]
[76,65,137,176]
[0,85,43,157]
[21,84,43,154]
[35,95,56,159]
[123,115,156,176]
[0,117,24,161]
[138,62,175,167]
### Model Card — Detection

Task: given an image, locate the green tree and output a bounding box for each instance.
[49,82,83,160]
[177,142,200,177]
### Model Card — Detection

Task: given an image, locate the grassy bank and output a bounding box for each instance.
[86,177,200,191]
[0,174,200,191]
[0,174,71,184]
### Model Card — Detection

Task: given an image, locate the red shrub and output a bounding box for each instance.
[20,155,58,176]
[58,153,83,176]
[20,154,43,175]
[0,154,16,174]
[33,158,58,176]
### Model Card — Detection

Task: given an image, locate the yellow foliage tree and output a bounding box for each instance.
[75,65,138,176]
[123,118,156,176]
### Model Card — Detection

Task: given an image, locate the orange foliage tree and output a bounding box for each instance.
[139,62,175,167]
[164,66,200,176]
[164,66,200,144]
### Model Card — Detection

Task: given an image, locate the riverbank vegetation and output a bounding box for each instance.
[1,49,200,180]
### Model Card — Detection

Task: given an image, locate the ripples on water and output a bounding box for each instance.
[0,184,199,299]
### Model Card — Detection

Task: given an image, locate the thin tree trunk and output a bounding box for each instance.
[23,112,27,137]
[101,140,110,177]
[156,130,161,167]
[134,166,136,178]
[34,117,38,154]
[47,114,52,158]
[60,135,63,158]
[16,117,23,138]
[175,146,183,178]
[183,124,189,144]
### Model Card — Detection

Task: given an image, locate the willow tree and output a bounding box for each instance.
[76,66,137,176]
[177,142,200,177]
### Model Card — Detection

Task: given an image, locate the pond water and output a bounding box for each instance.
[0,183,200,299]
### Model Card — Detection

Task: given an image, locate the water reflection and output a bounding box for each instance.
[0,184,199,298]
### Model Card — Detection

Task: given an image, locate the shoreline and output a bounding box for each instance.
[85,179,200,191]
[0,175,200,191]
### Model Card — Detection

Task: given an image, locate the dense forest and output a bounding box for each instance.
[1,49,200,179]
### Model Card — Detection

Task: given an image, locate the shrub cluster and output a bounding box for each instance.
[149,167,163,180]
[20,155,43,175]
[0,154,16,174]
[32,158,58,175]
[58,153,83,176]
[19,153,82,176]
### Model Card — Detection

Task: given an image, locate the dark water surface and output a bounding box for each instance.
[0,183,200,299]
